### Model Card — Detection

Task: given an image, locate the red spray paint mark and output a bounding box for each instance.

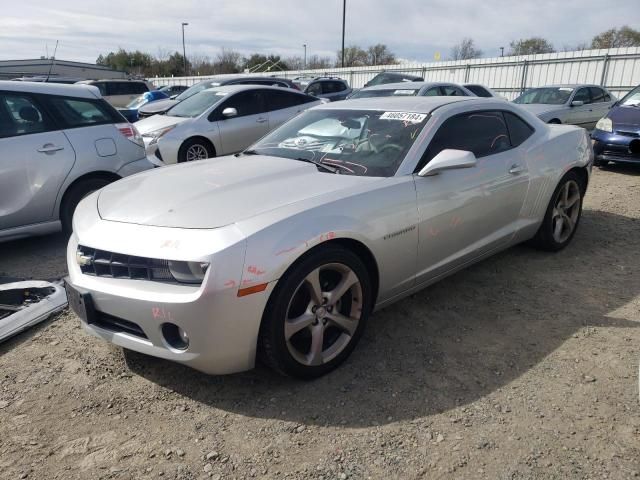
[247,265,266,276]
[152,307,174,321]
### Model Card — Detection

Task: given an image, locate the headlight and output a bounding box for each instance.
[595,117,613,133]
[143,125,176,145]
[168,261,209,284]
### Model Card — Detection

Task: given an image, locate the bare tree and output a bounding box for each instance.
[367,44,397,65]
[216,48,244,74]
[509,38,555,56]
[338,45,368,67]
[450,38,483,60]
[591,26,640,48]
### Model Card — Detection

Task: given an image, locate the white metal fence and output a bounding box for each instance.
[152,47,640,100]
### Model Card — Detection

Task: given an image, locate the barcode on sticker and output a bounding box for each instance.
[380,112,427,123]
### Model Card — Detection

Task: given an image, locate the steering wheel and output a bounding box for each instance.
[379,144,403,154]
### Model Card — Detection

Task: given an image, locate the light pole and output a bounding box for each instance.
[500,46,504,57]
[303,44,307,70]
[181,22,189,76]
[341,0,346,68]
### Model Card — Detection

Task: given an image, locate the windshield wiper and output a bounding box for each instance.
[236,149,259,157]
[292,157,339,174]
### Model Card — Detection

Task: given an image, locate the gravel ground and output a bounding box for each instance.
[1,165,639,480]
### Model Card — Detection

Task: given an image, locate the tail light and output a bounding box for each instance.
[116,123,144,147]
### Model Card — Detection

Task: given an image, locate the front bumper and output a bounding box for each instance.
[592,130,640,164]
[66,204,273,375]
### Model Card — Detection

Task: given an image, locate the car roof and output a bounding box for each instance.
[532,84,602,89]
[360,81,461,91]
[76,79,147,84]
[201,84,307,94]
[314,96,479,113]
[0,80,101,99]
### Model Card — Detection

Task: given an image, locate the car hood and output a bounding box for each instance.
[516,104,563,117]
[97,155,382,229]
[608,105,640,127]
[138,98,178,114]
[135,114,189,135]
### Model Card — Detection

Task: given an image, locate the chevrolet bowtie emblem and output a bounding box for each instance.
[76,252,93,267]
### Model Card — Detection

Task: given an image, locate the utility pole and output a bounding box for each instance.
[500,46,504,57]
[341,0,346,67]
[181,22,189,76]
[303,44,307,70]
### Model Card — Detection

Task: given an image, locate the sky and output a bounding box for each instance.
[1,0,639,64]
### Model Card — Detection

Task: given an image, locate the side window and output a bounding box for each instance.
[423,87,440,96]
[92,82,107,96]
[573,88,591,104]
[306,82,322,96]
[604,92,611,102]
[214,91,265,119]
[440,86,465,96]
[418,111,511,171]
[504,112,535,147]
[0,92,54,138]
[265,90,306,111]
[589,87,605,103]
[465,85,491,97]
[131,82,148,94]
[44,96,120,128]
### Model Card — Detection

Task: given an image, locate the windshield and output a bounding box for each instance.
[167,89,228,118]
[175,81,221,101]
[350,88,419,100]
[620,86,640,106]
[514,87,574,105]
[126,94,151,109]
[247,109,430,177]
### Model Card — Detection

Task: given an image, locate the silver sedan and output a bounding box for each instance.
[349,81,475,99]
[65,97,593,378]
[513,84,615,129]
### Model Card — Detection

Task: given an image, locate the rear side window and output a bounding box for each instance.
[465,85,492,97]
[107,82,148,95]
[92,82,107,96]
[323,81,347,94]
[422,87,440,96]
[418,111,511,170]
[504,112,535,147]
[0,92,55,138]
[265,90,312,111]
[44,96,122,128]
[589,87,605,103]
[440,85,467,96]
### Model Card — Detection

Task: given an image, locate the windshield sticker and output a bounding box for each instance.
[393,90,417,95]
[215,92,228,96]
[559,88,574,92]
[380,112,427,123]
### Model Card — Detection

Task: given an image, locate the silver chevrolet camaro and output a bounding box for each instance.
[65,96,593,378]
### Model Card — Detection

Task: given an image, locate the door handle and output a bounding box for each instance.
[256,117,268,124]
[37,144,64,154]
[509,164,524,174]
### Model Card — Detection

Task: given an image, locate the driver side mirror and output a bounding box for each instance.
[222,107,238,118]
[418,149,477,177]
[170,94,178,100]
[571,100,584,107]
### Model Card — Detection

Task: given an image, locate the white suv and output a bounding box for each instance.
[0,81,153,242]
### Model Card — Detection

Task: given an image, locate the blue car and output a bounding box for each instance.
[592,84,640,167]
[118,90,169,123]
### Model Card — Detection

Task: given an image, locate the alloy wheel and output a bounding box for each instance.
[185,144,209,162]
[284,263,363,366]
[552,179,581,243]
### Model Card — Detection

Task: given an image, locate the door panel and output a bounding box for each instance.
[213,91,269,154]
[0,131,75,229]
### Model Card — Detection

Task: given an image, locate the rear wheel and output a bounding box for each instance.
[61,178,114,234]
[178,138,215,163]
[258,246,373,379]
[531,171,584,251]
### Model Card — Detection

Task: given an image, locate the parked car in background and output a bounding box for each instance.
[349,81,475,100]
[66,96,592,378]
[159,85,189,97]
[363,72,424,87]
[299,77,352,102]
[13,76,85,84]
[513,84,615,129]
[463,83,503,98]
[592,84,640,167]
[0,81,152,241]
[117,90,170,123]
[138,75,299,119]
[75,79,155,108]
[136,85,323,165]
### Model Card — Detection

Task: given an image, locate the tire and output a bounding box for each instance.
[258,245,373,379]
[60,178,114,234]
[531,171,585,252]
[548,119,561,125]
[178,138,215,163]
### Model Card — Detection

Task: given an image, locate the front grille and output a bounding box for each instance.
[92,311,147,339]
[602,149,640,159]
[615,130,640,138]
[154,149,163,162]
[78,246,177,283]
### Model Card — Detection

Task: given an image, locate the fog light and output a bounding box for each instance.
[161,323,189,350]
[630,139,640,155]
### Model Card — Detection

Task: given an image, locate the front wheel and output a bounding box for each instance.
[60,178,113,234]
[178,138,215,163]
[258,246,373,379]
[531,171,584,251]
